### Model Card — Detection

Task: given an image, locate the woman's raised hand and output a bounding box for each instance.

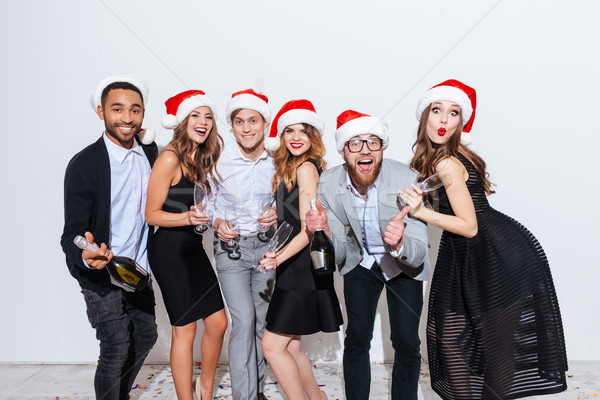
[259,250,278,271]
[398,185,424,215]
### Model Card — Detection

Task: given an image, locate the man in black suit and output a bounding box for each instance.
[60,76,158,400]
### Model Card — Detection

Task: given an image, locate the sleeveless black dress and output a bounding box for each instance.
[148,151,224,327]
[265,159,343,335]
[427,153,567,400]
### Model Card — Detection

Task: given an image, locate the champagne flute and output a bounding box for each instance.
[222,207,241,260]
[253,221,294,272]
[193,183,210,234]
[398,170,452,209]
[255,194,275,242]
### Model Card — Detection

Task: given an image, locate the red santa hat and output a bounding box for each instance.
[161,90,216,130]
[416,79,477,146]
[90,75,155,145]
[335,110,389,154]
[226,89,271,126]
[265,99,325,151]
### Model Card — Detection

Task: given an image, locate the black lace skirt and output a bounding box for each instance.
[427,207,568,400]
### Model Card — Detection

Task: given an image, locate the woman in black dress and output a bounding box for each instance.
[146,90,227,400]
[400,79,567,399]
[259,100,343,400]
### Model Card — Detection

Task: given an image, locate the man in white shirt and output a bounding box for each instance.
[60,76,158,400]
[305,110,430,400]
[208,89,277,400]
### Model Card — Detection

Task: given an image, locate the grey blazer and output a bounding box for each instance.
[317,158,430,281]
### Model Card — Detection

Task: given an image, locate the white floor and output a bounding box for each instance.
[0,361,597,399]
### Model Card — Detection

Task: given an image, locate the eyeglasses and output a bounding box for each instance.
[345,138,382,153]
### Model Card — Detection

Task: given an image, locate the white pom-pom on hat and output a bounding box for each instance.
[460,131,472,146]
[264,137,281,152]
[161,114,178,130]
[138,129,156,145]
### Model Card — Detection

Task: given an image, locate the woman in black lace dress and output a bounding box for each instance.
[400,80,567,400]
[259,99,342,400]
[146,90,227,400]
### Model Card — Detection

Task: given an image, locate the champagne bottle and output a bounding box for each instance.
[309,199,335,275]
[73,235,149,293]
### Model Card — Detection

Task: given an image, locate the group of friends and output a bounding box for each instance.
[61,75,568,400]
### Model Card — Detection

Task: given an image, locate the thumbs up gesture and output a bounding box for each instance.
[384,206,409,252]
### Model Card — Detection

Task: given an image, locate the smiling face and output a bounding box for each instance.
[231,109,268,159]
[343,134,383,190]
[186,106,213,146]
[426,100,462,145]
[97,88,144,149]
[282,123,312,157]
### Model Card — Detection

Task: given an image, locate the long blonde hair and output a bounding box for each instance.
[271,123,326,193]
[410,105,495,195]
[167,114,223,194]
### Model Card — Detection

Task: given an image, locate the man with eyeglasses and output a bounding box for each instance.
[305,110,430,400]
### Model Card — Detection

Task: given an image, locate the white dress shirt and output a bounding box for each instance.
[102,132,151,272]
[347,174,403,281]
[207,140,276,236]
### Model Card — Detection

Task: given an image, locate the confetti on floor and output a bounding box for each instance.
[0,361,597,399]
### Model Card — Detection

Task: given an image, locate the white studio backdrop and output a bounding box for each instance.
[0,0,598,364]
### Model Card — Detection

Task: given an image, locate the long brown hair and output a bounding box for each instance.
[271,123,326,193]
[410,105,495,195]
[166,113,223,194]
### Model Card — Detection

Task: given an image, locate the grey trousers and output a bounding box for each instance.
[214,235,275,400]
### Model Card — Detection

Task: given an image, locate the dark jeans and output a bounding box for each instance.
[82,284,158,400]
[343,264,423,400]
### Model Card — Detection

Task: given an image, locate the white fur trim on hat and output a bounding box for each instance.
[415,86,472,126]
[226,93,271,125]
[335,116,388,153]
[277,109,325,137]
[90,75,149,111]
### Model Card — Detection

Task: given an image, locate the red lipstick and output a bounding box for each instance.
[438,127,446,136]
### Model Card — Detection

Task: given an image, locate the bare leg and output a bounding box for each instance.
[198,309,228,400]
[171,323,197,400]
[287,338,327,399]
[262,330,305,400]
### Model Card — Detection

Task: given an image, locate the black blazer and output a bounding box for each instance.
[60,135,158,296]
